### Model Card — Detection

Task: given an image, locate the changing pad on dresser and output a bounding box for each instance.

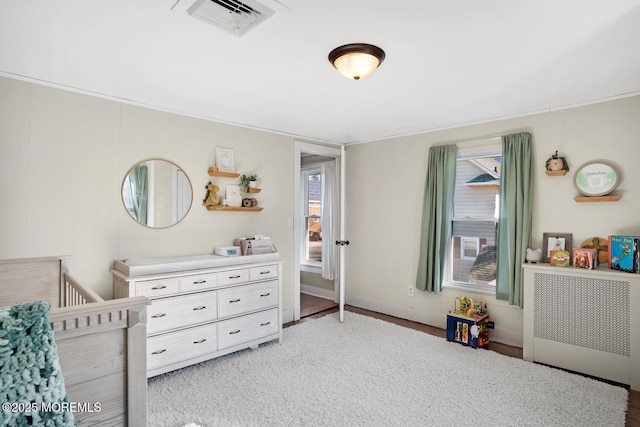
[114,252,280,277]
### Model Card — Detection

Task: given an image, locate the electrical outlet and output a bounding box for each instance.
[408,286,414,297]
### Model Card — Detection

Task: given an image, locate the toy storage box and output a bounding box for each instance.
[446,313,490,349]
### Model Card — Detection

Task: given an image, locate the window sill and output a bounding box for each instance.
[300,263,322,274]
[443,281,496,296]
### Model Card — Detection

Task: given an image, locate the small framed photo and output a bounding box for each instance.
[225,184,242,207]
[542,233,573,263]
[216,147,235,173]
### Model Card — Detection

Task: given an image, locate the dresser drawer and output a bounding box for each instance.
[249,264,278,281]
[217,308,278,350]
[148,292,218,335]
[147,323,217,371]
[217,280,278,319]
[137,278,179,298]
[179,273,217,293]
[217,268,249,286]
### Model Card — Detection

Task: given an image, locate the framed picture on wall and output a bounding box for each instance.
[542,233,573,263]
[216,147,235,173]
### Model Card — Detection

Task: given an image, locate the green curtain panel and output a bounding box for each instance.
[496,132,533,306]
[416,144,457,293]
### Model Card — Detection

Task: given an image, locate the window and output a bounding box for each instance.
[460,237,480,260]
[445,143,501,292]
[302,167,322,264]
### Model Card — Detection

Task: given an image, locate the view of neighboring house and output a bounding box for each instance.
[451,155,501,286]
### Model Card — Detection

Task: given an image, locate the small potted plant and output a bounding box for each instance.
[545,150,569,175]
[239,174,260,196]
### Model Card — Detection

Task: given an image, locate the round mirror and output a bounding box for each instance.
[122,159,193,228]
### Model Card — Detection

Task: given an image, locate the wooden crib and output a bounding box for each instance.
[0,256,150,426]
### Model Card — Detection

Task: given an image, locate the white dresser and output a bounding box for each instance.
[112,253,282,377]
[523,263,640,390]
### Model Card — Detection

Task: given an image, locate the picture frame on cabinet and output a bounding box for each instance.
[216,147,235,173]
[542,233,572,263]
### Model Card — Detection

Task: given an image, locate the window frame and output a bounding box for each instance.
[300,166,322,268]
[443,140,501,295]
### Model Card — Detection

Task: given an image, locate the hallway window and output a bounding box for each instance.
[302,168,322,263]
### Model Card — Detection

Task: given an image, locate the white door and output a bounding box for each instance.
[173,167,192,223]
[293,142,346,322]
[338,146,346,322]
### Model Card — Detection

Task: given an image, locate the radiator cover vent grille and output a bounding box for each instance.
[533,272,630,356]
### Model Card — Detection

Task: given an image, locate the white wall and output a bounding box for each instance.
[0,76,296,311]
[345,95,640,347]
[3,75,639,347]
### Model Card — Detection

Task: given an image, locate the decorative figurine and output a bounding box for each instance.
[526,248,542,263]
[545,150,569,172]
[203,183,224,209]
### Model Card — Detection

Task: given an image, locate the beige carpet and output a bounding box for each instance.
[149,311,628,426]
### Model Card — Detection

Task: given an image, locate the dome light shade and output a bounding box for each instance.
[328,43,385,80]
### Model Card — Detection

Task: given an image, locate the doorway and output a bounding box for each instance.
[300,293,338,318]
[293,142,343,321]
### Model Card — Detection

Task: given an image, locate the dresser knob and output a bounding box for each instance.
[229,275,241,279]
[229,329,241,335]
[151,313,166,318]
[151,349,166,355]
[259,271,270,275]
[193,306,206,311]
[229,298,241,303]
[193,280,207,285]
[193,339,207,344]
[260,322,271,327]
[259,293,271,297]
[151,285,167,290]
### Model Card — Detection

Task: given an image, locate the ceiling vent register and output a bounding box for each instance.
[187,0,275,37]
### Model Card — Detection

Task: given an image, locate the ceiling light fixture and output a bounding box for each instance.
[328,43,385,80]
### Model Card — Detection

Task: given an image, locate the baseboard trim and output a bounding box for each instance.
[301,284,336,300]
[346,294,522,348]
[346,295,441,327]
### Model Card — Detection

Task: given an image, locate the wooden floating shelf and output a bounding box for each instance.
[247,187,261,193]
[545,170,567,176]
[573,195,621,203]
[205,206,263,212]
[208,167,240,178]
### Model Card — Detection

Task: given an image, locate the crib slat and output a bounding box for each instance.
[60,273,103,307]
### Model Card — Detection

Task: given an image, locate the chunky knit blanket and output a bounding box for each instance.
[0,301,75,426]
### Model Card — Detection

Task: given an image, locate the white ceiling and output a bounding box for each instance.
[1,1,639,144]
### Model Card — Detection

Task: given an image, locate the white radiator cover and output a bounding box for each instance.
[523,263,640,390]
